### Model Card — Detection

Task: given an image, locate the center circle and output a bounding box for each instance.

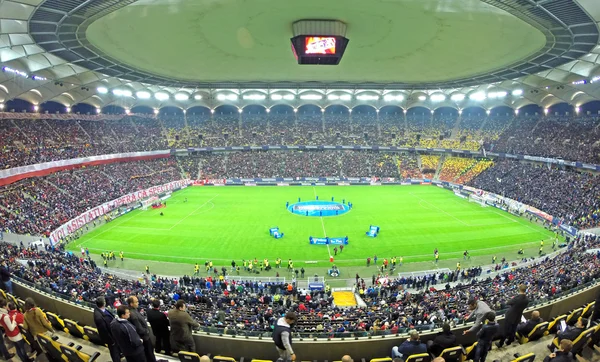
[288,200,349,217]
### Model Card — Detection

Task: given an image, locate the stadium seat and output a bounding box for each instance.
[437,346,464,362]
[5,293,19,309]
[582,301,595,318]
[517,321,549,344]
[179,351,202,362]
[37,333,69,362]
[83,326,105,346]
[214,356,237,362]
[551,327,595,356]
[566,308,583,325]
[63,319,87,340]
[589,321,600,347]
[250,360,273,362]
[46,312,68,333]
[509,353,535,362]
[404,353,430,362]
[369,358,391,362]
[547,314,567,334]
[18,325,35,349]
[0,289,5,299]
[60,344,101,362]
[464,341,478,361]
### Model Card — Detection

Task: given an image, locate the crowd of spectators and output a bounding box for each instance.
[1,233,598,338]
[0,159,181,236]
[469,160,600,229]
[2,113,598,170]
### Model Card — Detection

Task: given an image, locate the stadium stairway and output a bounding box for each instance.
[332,290,357,307]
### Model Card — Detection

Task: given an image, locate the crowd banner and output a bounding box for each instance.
[0,112,155,121]
[0,150,171,186]
[49,179,191,244]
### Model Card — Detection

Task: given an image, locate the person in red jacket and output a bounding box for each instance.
[0,299,33,362]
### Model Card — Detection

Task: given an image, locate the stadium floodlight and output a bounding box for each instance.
[339,94,352,101]
[242,94,266,101]
[469,92,486,101]
[33,105,39,111]
[217,94,238,101]
[66,107,71,113]
[175,93,190,101]
[300,94,322,100]
[495,91,507,98]
[356,94,379,101]
[155,92,170,101]
[0,103,4,110]
[384,94,403,102]
[125,108,130,115]
[238,108,243,113]
[97,86,108,94]
[194,94,202,100]
[450,94,465,101]
[271,94,283,100]
[136,91,151,99]
[283,94,295,101]
[418,95,427,101]
[154,109,159,114]
[121,90,132,97]
[327,95,340,101]
[512,89,523,96]
[430,94,445,102]
[96,108,101,113]
[112,89,123,96]
[266,108,270,113]
[575,106,580,113]
[515,109,519,115]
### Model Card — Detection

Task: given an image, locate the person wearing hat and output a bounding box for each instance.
[273,311,297,361]
[391,330,427,360]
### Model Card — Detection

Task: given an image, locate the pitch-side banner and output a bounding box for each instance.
[50,179,191,244]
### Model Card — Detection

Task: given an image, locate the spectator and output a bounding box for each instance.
[23,297,53,342]
[0,298,32,362]
[168,300,199,353]
[496,284,529,348]
[147,299,171,355]
[127,296,156,362]
[474,312,498,362]
[273,311,298,362]
[555,318,586,345]
[0,262,12,294]
[341,355,353,362]
[544,339,573,362]
[463,298,492,335]
[592,290,600,321]
[93,297,121,362]
[517,310,544,337]
[110,305,146,362]
[391,330,427,360]
[428,323,457,357]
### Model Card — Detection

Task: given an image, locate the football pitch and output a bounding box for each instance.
[69,185,556,270]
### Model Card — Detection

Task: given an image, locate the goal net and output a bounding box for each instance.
[141,196,159,210]
[468,194,487,207]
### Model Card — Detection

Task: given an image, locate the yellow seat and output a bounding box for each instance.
[251,360,273,362]
[509,353,535,362]
[438,346,464,362]
[566,308,583,325]
[60,344,101,362]
[547,314,567,335]
[517,321,549,344]
[178,351,202,362]
[552,327,595,356]
[63,319,87,340]
[214,357,236,362]
[369,358,392,362]
[37,333,68,362]
[582,301,595,318]
[464,341,478,361]
[46,312,68,333]
[404,353,430,362]
[83,326,105,346]
[0,289,6,299]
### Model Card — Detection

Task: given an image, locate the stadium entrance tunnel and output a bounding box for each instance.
[288,200,350,217]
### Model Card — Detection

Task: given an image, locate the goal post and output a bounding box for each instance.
[468,194,487,207]
[141,196,159,210]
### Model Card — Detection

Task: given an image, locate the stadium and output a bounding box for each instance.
[0,0,600,361]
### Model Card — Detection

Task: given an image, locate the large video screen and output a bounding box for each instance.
[305,37,336,55]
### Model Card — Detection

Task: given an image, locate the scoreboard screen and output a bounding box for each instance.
[291,35,349,65]
[305,37,336,55]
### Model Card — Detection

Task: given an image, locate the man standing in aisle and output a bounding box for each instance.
[168,300,200,353]
[93,297,121,362]
[496,284,529,348]
[147,299,171,355]
[127,296,156,362]
[273,311,297,362]
[110,306,146,362]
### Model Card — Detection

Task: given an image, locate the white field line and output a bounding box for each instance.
[409,192,470,226]
[168,194,219,230]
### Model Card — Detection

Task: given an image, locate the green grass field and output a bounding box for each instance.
[69,185,556,272]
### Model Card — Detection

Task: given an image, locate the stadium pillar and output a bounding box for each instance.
[239,110,243,136]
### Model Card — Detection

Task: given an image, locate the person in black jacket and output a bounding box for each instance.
[544,339,573,362]
[391,330,427,360]
[555,318,585,345]
[93,297,121,362]
[427,323,457,356]
[592,290,600,321]
[496,284,529,348]
[127,296,157,362]
[474,312,499,362]
[110,305,146,362]
[517,310,544,338]
[146,299,171,355]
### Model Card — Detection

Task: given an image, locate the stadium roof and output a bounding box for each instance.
[1,0,600,111]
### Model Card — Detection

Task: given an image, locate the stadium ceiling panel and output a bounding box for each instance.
[1,0,600,110]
